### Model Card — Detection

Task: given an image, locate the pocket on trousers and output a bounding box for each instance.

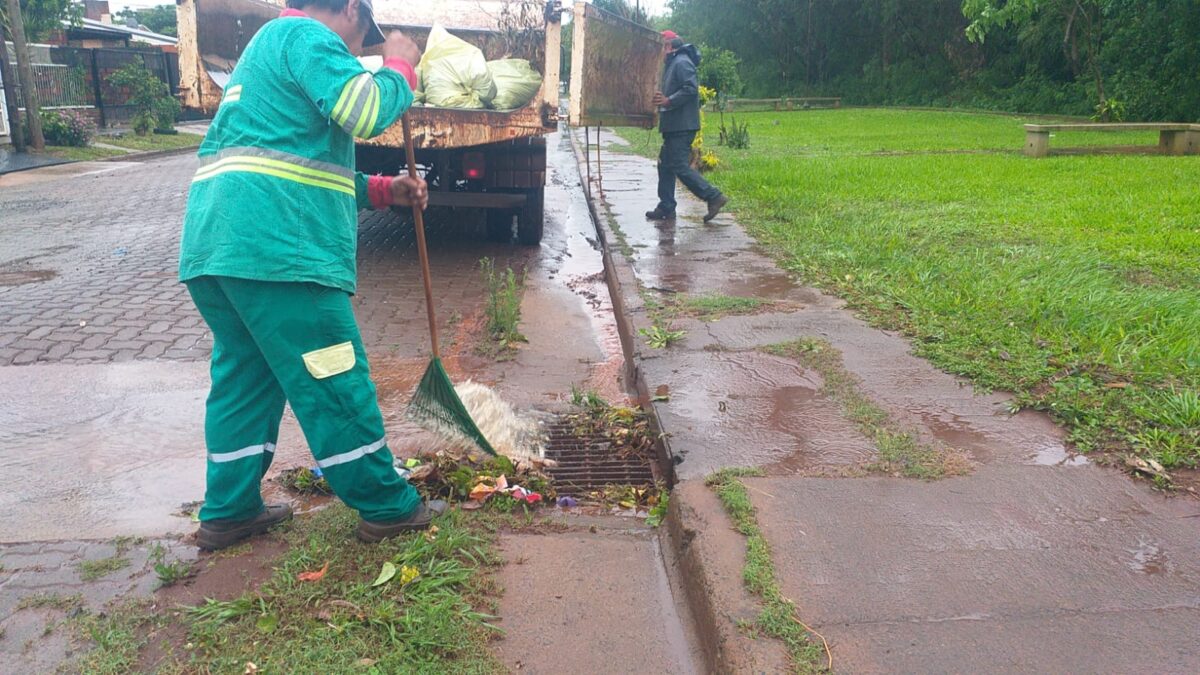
[302,341,356,379]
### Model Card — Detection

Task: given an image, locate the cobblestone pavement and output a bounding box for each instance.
[0,155,531,366]
[0,537,196,672]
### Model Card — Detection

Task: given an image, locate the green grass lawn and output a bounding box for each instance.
[616,109,1200,471]
[98,131,203,152]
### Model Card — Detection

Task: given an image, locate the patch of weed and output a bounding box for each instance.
[278,466,333,495]
[646,491,669,527]
[765,339,965,479]
[640,322,687,349]
[677,293,769,320]
[570,384,608,410]
[78,555,131,582]
[178,504,502,672]
[706,470,828,672]
[71,599,160,674]
[16,592,84,612]
[480,257,526,355]
[150,544,193,588]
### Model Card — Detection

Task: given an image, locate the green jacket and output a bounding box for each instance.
[179,12,414,294]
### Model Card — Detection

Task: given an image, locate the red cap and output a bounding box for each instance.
[661,30,678,41]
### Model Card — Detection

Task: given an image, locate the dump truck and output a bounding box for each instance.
[176,0,663,245]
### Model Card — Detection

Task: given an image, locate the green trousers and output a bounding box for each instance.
[186,276,421,523]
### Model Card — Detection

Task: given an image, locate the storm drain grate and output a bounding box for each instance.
[543,418,656,494]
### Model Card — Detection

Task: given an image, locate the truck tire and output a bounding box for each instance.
[486,209,515,243]
[517,187,545,246]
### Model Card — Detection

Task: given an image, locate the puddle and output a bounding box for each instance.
[1126,539,1169,575]
[652,351,876,477]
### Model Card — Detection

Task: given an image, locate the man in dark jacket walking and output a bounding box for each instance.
[646,30,727,223]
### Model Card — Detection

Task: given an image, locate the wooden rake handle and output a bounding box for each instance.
[401,115,440,359]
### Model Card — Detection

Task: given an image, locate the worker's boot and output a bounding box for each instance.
[645,207,675,221]
[196,503,293,551]
[703,194,729,222]
[357,500,449,543]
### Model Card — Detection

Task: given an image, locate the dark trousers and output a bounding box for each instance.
[657,130,721,214]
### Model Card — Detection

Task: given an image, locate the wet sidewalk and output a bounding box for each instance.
[578,127,1200,672]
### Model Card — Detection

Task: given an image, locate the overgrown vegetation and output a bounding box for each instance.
[695,109,1199,472]
[668,0,1200,121]
[766,338,966,479]
[35,109,93,147]
[480,257,525,354]
[706,468,828,673]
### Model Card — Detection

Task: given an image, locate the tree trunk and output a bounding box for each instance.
[5,0,45,150]
[0,21,26,151]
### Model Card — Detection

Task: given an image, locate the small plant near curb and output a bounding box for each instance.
[640,322,686,349]
[35,109,94,147]
[150,544,192,588]
[706,468,830,672]
[480,257,525,355]
[107,61,177,135]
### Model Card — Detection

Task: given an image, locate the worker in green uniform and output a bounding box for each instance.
[180,0,445,551]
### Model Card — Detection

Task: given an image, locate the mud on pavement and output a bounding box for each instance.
[577,126,1200,673]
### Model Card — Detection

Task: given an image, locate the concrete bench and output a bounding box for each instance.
[1024,123,1200,157]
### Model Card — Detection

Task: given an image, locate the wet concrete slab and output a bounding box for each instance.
[580,125,1200,672]
[748,469,1200,673]
[494,524,700,674]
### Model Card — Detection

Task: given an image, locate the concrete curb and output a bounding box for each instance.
[98,144,200,163]
[566,126,784,674]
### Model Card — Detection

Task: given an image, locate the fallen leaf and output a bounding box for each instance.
[372,561,397,587]
[469,484,496,501]
[461,501,483,510]
[297,561,330,582]
[356,659,377,667]
[1104,382,1130,389]
[408,464,435,481]
[244,663,259,674]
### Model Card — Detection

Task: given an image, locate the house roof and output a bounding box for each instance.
[64,17,178,46]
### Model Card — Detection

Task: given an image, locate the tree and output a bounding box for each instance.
[963,0,1113,116]
[115,5,177,37]
[592,0,651,27]
[0,0,81,42]
[697,44,741,97]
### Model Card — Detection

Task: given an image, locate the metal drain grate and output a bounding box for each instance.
[544,418,656,493]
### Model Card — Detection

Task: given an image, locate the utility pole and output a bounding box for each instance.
[4,0,44,150]
[0,20,26,151]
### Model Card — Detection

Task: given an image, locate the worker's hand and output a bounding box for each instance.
[382,31,421,67]
[653,92,669,107]
[391,175,428,210]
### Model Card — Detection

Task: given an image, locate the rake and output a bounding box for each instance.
[399,115,498,457]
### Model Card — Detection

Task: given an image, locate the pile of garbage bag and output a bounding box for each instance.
[414,24,543,111]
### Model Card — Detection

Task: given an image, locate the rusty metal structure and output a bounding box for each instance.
[176,0,662,245]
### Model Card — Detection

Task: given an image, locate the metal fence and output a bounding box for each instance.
[31,63,92,108]
[4,42,178,127]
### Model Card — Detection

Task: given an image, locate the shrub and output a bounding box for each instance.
[722,116,750,149]
[107,60,176,135]
[35,109,94,147]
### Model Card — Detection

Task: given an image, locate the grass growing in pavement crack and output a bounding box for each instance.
[706,468,828,673]
[78,555,131,582]
[479,257,526,359]
[765,338,969,479]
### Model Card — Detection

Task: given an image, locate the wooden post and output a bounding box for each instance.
[0,21,25,151]
[5,0,44,150]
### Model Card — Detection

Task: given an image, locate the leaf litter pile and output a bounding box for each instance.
[272,399,665,516]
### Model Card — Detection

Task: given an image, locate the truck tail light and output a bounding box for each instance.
[463,152,485,180]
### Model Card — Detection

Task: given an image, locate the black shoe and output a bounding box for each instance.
[357,500,449,543]
[196,503,293,551]
[703,194,728,223]
[645,207,675,221]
